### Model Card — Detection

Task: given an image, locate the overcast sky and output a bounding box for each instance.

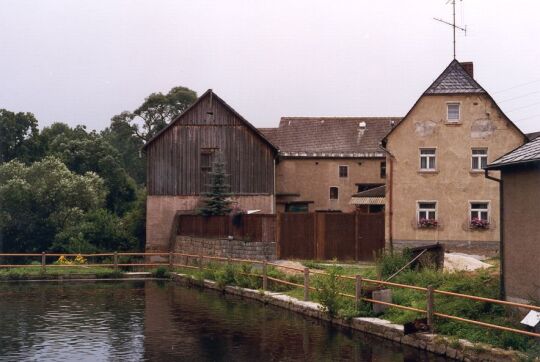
[1,0,539,133]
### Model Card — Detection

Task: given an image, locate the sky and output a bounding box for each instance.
[1,0,539,133]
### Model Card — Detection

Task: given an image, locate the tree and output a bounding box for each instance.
[197,157,232,216]
[0,157,106,252]
[0,109,39,163]
[112,86,197,143]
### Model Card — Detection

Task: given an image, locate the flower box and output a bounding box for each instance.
[470,218,490,230]
[418,218,438,229]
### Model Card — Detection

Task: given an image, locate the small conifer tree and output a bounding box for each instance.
[197,156,232,216]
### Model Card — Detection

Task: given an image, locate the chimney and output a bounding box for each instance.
[460,62,474,78]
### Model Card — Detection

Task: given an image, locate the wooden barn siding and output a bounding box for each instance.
[147,95,274,196]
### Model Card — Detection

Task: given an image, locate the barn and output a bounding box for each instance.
[143,89,278,251]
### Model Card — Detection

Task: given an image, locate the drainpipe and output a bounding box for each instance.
[380,144,395,253]
[484,169,505,300]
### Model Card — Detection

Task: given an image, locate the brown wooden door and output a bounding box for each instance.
[356,212,385,261]
[278,213,315,259]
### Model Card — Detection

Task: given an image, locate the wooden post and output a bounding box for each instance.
[199,253,203,273]
[113,252,118,272]
[427,285,435,331]
[303,267,310,301]
[169,251,173,271]
[41,252,46,273]
[355,275,363,307]
[262,260,268,290]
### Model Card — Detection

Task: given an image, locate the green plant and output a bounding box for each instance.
[152,267,168,278]
[313,264,344,317]
[375,249,412,279]
[215,264,237,288]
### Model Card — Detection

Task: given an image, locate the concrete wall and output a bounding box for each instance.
[175,236,277,261]
[276,158,385,212]
[501,166,540,303]
[386,94,524,250]
[146,195,274,251]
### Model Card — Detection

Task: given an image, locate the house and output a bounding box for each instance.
[382,60,527,253]
[143,89,278,251]
[260,117,398,212]
[485,136,540,303]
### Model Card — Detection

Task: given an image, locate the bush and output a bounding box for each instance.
[152,267,168,278]
[375,249,412,279]
[313,264,344,317]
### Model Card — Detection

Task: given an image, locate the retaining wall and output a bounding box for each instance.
[174,235,277,261]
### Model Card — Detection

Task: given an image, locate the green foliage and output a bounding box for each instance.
[313,264,344,317]
[0,109,39,163]
[152,267,168,278]
[215,264,238,289]
[0,157,106,252]
[197,157,232,216]
[111,86,197,142]
[375,249,413,279]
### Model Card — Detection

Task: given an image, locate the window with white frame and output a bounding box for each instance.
[447,103,460,122]
[471,149,488,170]
[470,202,489,222]
[420,148,436,170]
[418,201,437,221]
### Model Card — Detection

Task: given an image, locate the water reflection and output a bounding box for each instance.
[0,281,448,361]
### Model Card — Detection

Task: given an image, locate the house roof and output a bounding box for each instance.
[259,117,400,158]
[526,131,540,141]
[486,136,540,169]
[143,89,278,153]
[383,59,526,144]
[424,59,485,95]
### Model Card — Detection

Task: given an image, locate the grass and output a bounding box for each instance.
[0,266,120,280]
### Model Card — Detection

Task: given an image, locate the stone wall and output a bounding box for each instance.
[175,235,277,261]
[393,239,499,256]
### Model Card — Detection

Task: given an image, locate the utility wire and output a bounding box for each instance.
[507,100,540,113]
[516,113,540,122]
[499,90,540,103]
[493,79,540,94]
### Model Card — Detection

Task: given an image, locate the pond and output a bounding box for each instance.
[0,280,449,361]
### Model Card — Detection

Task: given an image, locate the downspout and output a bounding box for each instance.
[381,143,395,253]
[484,169,505,300]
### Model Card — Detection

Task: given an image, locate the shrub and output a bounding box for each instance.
[375,249,412,279]
[313,264,344,317]
[152,267,168,278]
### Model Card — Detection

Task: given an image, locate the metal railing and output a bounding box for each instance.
[0,252,538,339]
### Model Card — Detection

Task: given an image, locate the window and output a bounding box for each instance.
[418,202,437,221]
[420,148,436,170]
[470,202,489,222]
[339,165,348,178]
[380,161,387,178]
[357,183,384,193]
[329,187,339,200]
[285,202,309,213]
[471,149,488,170]
[447,103,460,122]
[200,148,217,170]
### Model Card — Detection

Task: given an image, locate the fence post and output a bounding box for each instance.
[41,252,46,273]
[199,253,203,273]
[303,267,310,301]
[262,260,268,291]
[355,275,363,307]
[427,285,435,331]
[169,251,173,271]
[114,252,118,272]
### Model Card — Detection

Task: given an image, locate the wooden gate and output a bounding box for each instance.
[278,212,385,261]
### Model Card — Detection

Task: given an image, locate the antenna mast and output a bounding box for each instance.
[434,0,467,59]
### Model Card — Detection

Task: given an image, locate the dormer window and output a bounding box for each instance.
[447,103,460,122]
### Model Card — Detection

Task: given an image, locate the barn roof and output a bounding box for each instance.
[486,136,540,169]
[143,89,278,152]
[259,117,400,158]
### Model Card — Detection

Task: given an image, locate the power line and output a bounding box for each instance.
[515,113,540,122]
[499,90,540,103]
[506,100,540,113]
[493,79,540,94]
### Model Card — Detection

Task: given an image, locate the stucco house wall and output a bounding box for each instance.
[386,93,524,251]
[275,158,385,212]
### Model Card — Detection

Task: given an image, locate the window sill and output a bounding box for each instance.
[445,121,462,126]
[469,170,484,174]
[418,170,439,174]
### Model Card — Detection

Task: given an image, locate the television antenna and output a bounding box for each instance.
[434,0,467,59]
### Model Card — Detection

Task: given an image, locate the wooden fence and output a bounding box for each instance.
[0,252,539,340]
[278,212,385,261]
[177,214,276,243]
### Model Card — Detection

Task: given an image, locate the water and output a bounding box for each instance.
[0,281,449,361]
